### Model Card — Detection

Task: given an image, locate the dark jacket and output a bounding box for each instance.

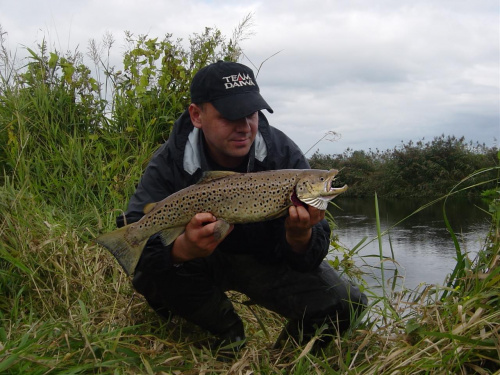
[117,110,331,274]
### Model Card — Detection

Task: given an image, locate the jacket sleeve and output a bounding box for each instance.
[116,142,180,276]
[281,220,331,272]
[119,142,176,223]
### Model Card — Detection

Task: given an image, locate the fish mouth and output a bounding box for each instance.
[323,177,348,198]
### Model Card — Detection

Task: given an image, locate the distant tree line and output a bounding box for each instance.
[308,135,498,198]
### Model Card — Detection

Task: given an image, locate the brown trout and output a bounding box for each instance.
[95,169,347,275]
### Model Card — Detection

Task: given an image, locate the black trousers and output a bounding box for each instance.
[132,249,368,340]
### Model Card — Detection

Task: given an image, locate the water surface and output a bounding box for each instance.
[330,197,491,291]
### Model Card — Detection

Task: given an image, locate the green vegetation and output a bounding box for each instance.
[1,23,499,374]
[309,137,498,198]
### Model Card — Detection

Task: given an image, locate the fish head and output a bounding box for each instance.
[294,169,348,210]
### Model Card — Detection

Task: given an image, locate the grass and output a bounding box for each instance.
[0,30,499,374]
[0,158,499,374]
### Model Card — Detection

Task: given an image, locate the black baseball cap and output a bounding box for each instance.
[190,61,273,120]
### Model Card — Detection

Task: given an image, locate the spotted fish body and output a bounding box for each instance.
[95,169,347,275]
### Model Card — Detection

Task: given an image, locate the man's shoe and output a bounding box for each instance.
[212,322,246,361]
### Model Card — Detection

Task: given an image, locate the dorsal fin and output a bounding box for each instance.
[143,202,156,214]
[196,171,239,184]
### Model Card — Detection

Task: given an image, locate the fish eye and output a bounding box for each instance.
[320,177,325,181]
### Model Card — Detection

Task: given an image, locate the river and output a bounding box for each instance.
[329,197,491,292]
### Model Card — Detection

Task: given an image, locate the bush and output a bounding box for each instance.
[309,135,498,198]
[0,24,246,210]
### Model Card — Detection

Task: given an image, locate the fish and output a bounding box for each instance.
[95,169,348,275]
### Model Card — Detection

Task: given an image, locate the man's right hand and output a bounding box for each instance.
[170,213,233,264]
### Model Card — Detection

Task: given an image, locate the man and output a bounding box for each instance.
[117,61,367,351]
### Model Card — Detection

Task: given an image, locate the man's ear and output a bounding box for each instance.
[189,103,203,129]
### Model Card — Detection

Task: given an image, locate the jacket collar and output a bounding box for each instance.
[172,110,268,175]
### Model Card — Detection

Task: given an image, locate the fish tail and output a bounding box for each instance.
[94,225,147,276]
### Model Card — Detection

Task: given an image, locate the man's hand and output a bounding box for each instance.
[170,213,233,263]
[285,205,325,254]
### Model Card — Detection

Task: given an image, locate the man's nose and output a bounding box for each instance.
[234,116,251,131]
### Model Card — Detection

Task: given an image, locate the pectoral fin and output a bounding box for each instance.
[213,219,232,241]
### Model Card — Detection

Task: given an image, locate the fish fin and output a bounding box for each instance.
[95,225,147,276]
[213,219,232,241]
[143,202,156,214]
[159,226,185,246]
[263,206,291,221]
[197,171,239,184]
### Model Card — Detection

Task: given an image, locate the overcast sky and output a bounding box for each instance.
[1,0,499,155]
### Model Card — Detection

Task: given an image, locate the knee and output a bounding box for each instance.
[345,284,368,315]
[330,284,368,333]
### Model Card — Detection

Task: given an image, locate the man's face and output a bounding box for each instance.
[189,102,258,168]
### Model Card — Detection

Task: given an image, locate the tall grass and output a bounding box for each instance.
[1,159,498,373]
[1,26,499,373]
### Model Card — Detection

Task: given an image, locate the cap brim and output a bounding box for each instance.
[211,91,273,121]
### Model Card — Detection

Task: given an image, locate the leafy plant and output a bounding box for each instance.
[309,135,498,198]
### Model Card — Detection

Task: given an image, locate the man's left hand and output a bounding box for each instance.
[285,205,325,254]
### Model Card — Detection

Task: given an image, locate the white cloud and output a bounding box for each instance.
[1,0,498,153]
